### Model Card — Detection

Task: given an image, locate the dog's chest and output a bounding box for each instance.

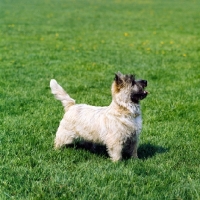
[118,114,142,136]
[134,115,142,135]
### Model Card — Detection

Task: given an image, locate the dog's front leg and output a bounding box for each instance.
[130,139,138,158]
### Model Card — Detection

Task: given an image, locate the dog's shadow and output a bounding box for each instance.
[137,143,168,160]
[67,141,168,160]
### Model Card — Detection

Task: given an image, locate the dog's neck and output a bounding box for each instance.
[110,100,141,117]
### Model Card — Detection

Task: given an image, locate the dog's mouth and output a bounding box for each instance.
[140,90,148,99]
[138,90,148,100]
[140,80,148,100]
[131,90,148,103]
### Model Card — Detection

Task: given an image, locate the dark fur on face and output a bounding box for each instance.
[130,79,148,103]
[114,72,148,104]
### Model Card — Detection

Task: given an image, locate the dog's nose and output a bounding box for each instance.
[142,80,147,87]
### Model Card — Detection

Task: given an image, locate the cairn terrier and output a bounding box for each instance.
[50,72,148,161]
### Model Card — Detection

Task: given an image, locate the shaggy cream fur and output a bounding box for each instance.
[50,72,148,161]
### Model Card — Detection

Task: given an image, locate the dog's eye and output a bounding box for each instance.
[131,80,135,86]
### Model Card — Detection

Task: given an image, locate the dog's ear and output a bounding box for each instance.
[130,74,136,85]
[114,72,123,85]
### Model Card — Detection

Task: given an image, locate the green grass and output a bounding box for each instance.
[0,0,200,199]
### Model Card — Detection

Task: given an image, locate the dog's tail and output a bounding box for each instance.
[50,79,75,111]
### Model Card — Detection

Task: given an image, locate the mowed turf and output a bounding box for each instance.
[0,0,200,199]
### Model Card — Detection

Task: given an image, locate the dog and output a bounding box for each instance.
[50,72,148,161]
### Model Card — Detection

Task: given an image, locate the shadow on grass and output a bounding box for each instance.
[66,141,168,160]
[138,143,168,160]
[67,141,109,158]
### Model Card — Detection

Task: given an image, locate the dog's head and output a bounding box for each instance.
[112,72,148,105]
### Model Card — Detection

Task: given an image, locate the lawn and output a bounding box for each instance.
[0,0,200,199]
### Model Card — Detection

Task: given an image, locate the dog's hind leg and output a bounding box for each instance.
[54,125,75,149]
